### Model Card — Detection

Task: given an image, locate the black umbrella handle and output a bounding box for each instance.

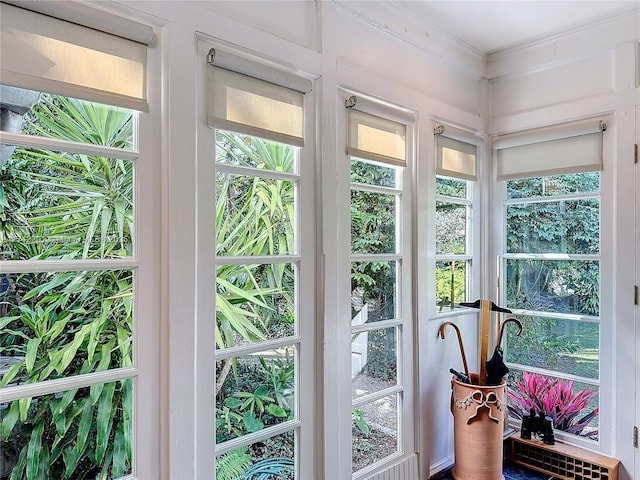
[497,317,524,347]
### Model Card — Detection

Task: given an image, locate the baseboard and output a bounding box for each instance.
[429,455,453,478]
[364,454,419,480]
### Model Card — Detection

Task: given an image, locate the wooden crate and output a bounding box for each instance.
[511,437,620,480]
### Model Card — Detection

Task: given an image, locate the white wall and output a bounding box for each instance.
[104,1,639,478]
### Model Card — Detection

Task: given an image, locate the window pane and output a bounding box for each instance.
[1,148,133,260]
[352,327,397,399]
[350,158,397,187]
[351,190,396,254]
[436,201,467,254]
[506,199,599,254]
[216,172,294,257]
[506,172,600,199]
[0,379,133,478]
[436,260,468,311]
[352,394,399,473]
[506,259,599,316]
[506,316,599,379]
[436,176,467,198]
[215,130,296,174]
[351,261,397,323]
[0,270,133,386]
[216,432,295,480]
[216,263,295,350]
[216,348,296,444]
[507,371,598,440]
[1,88,134,149]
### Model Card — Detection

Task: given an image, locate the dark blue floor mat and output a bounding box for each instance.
[430,462,553,479]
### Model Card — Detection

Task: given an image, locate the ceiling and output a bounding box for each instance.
[385,1,640,54]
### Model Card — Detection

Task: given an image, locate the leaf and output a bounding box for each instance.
[25,337,41,373]
[225,397,242,409]
[122,380,133,462]
[242,410,264,433]
[1,400,20,441]
[8,443,27,480]
[100,205,112,258]
[25,420,44,479]
[18,397,32,422]
[63,446,82,480]
[117,325,133,367]
[83,198,104,258]
[75,399,94,457]
[266,404,287,418]
[37,443,50,479]
[97,451,113,480]
[56,323,91,374]
[46,313,72,343]
[0,314,20,329]
[112,419,126,478]
[53,408,67,438]
[0,362,24,388]
[95,382,116,464]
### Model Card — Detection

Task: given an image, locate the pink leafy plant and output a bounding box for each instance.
[507,372,599,439]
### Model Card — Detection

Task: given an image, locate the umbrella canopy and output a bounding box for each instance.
[485,318,523,386]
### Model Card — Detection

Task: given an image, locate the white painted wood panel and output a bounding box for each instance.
[487,10,640,79]
[193,0,320,52]
[333,4,484,116]
[490,51,614,117]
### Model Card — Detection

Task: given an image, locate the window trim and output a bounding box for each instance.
[199,36,318,480]
[0,99,161,479]
[491,115,615,453]
[343,89,416,479]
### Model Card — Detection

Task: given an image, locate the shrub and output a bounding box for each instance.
[507,372,598,439]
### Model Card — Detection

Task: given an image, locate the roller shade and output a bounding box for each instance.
[0,2,150,111]
[435,127,477,181]
[207,48,309,147]
[347,108,406,167]
[494,120,606,181]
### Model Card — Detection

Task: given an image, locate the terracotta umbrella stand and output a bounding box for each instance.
[450,374,506,480]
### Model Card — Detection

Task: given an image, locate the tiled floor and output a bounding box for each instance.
[430,462,554,480]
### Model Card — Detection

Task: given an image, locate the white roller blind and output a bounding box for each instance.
[436,133,477,181]
[347,108,406,167]
[207,66,304,147]
[495,121,605,181]
[0,2,149,111]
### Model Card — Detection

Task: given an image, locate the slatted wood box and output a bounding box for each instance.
[511,437,620,480]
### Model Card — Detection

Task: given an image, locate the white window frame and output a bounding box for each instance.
[491,117,615,453]
[0,4,161,476]
[196,36,317,480]
[0,98,161,479]
[432,125,482,319]
[341,90,416,480]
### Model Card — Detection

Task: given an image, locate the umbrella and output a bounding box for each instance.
[438,321,471,384]
[485,317,523,385]
[460,300,512,385]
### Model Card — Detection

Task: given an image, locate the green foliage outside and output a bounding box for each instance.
[214,131,296,353]
[505,173,601,439]
[435,260,466,311]
[214,132,298,478]
[435,177,468,310]
[1,94,134,479]
[505,174,601,378]
[350,160,397,382]
[216,355,294,445]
